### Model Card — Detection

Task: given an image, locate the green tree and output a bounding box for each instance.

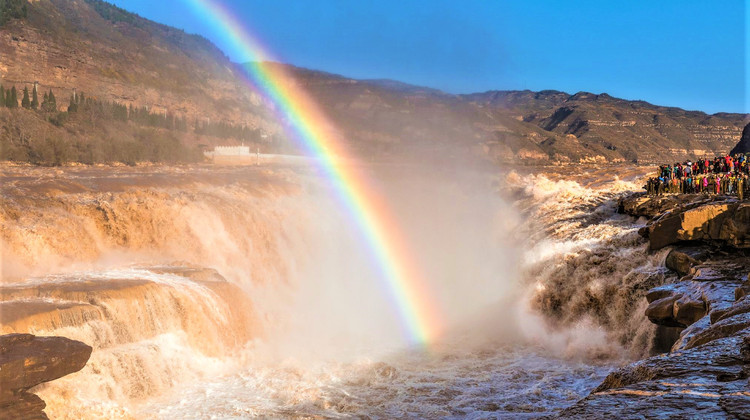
[21,86,30,108]
[48,89,56,111]
[0,85,4,107]
[49,111,68,127]
[42,89,57,112]
[31,84,38,110]
[0,0,28,26]
[8,86,18,108]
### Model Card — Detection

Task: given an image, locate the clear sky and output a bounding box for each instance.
[110,0,747,114]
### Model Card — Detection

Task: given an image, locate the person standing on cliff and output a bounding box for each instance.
[739,175,745,200]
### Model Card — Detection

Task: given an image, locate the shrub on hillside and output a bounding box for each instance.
[0,0,27,26]
[0,109,203,166]
[49,111,68,127]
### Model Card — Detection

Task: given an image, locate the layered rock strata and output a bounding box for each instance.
[559,194,750,417]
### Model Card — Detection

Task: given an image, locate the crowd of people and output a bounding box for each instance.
[645,155,749,200]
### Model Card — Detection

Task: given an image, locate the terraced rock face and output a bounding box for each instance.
[0,265,264,420]
[566,194,750,417]
[0,267,259,355]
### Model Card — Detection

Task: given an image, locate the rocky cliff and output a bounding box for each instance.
[560,193,750,417]
[730,122,750,155]
[0,334,92,420]
[462,90,748,164]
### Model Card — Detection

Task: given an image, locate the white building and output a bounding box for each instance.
[208,145,251,156]
[204,145,257,164]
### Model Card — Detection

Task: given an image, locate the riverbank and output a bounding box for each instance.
[559,192,750,417]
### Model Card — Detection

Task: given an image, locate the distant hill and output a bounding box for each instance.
[0,0,747,165]
[278,64,748,163]
[461,90,748,163]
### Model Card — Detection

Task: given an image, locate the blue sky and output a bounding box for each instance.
[111,0,747,114]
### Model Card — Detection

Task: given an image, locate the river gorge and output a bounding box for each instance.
[2,162,748,418]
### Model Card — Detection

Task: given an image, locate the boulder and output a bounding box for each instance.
[664,249,698,276]
[645,293,706,328]
[673,296,707,326]
[645,295,680,327]
[644,275,733,330]
[0,334,92,420]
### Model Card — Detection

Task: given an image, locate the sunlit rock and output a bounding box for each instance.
[664,249,698,276]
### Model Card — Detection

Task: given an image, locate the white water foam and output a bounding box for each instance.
[9,165,664,418]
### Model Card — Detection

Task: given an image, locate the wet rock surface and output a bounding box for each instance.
[561,194,750,418]
[0,334,92,420]
[664,249,699,276]
[558,335,750,419]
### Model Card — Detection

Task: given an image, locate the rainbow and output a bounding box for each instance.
[185,0,443,346]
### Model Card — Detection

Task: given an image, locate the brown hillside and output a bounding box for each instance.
[0,0,275,130]
[1,0,747,165]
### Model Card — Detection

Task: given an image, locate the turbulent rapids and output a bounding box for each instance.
[1,163,662,418]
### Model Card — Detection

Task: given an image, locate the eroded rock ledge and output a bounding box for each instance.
[0,334,92,420]
[557,193,750,418]
[620,193,750,250]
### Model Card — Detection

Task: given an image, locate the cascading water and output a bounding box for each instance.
[0,163,667,418]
